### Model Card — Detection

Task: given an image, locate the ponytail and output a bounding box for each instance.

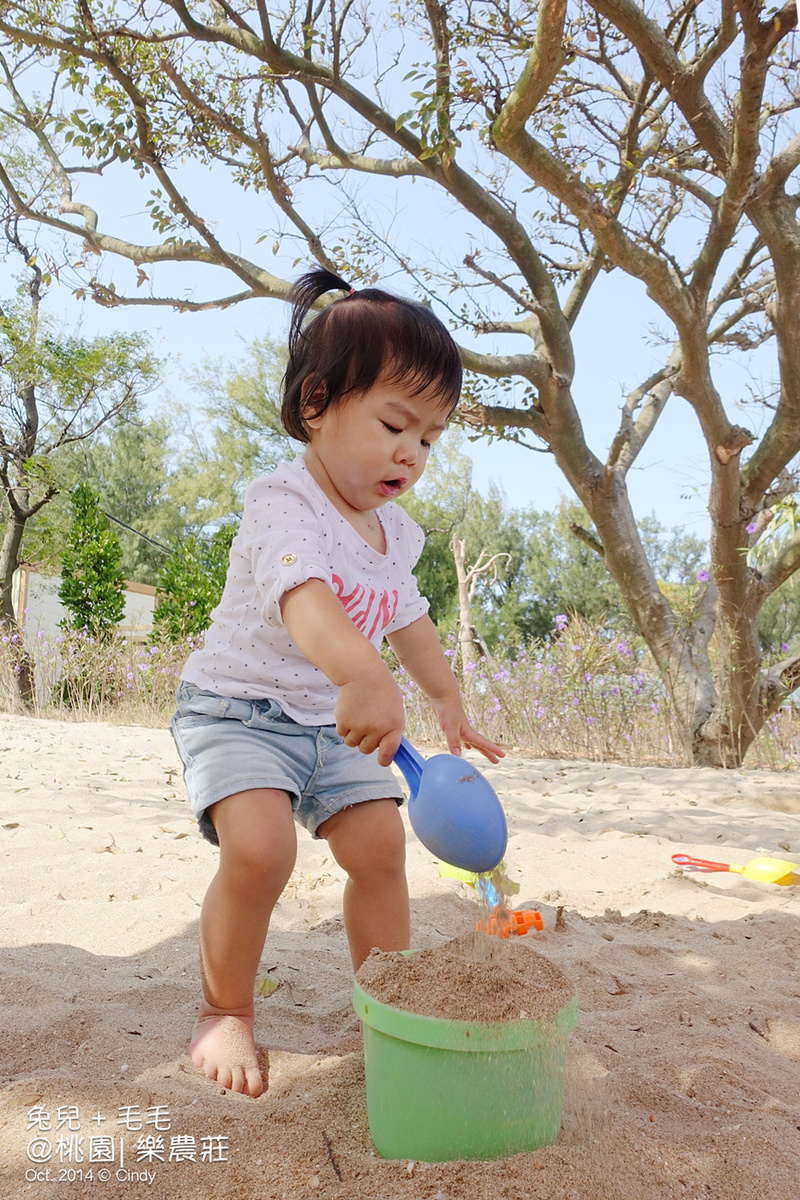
[287,269,351,364]
[281,266,461,443]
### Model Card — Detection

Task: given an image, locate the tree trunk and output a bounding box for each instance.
[451,534,479,676]
[0,511,36,708]
[560,460,770,767]
[594,493,783,768]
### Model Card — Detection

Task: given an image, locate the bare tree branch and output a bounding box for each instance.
[492,0,567,139]
[690,18,774,299]
[87,284,258,311]
[292,141,429,178]
[759,527,800,598]
[609,348,681,477]
[569,521,605,558]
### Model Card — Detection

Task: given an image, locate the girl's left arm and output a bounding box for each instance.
[386,614,505,763]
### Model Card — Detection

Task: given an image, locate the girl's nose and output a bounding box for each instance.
[395,437,418,466]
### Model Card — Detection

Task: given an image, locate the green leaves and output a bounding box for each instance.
[152,525,236,644]
[395,62,461,166]
[58,483,126,639]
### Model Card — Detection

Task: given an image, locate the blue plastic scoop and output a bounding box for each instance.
[393,736,507,873]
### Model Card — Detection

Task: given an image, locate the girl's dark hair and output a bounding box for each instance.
[281,268,462,442]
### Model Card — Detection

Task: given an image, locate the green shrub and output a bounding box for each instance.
[58,483,126,638]
[152,525,236,643]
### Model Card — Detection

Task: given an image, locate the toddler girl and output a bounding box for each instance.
[171,268,504,1096]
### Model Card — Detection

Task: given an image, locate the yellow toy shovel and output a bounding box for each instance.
[672,853,799,886]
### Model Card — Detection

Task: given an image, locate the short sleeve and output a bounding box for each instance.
[384,578,429,634]
[239,474,332,627]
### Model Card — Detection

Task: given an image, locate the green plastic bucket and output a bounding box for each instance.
[353,978,578,1161]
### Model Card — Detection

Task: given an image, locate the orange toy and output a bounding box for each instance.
[477,908,544,938]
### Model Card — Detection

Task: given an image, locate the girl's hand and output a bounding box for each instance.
[280,581,404,766]
[386,618,504,763]
[432,698,505,764]
[336,662,405,767]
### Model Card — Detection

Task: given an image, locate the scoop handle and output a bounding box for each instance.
[672,854,731,872]
[393,736,425,802]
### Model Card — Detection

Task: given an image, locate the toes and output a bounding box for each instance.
[215,1063,234,1091]
[190,1045,210,1074]
[189,1013,265,1095]
[228,1066,247,1094]
[245,1065,265,1098]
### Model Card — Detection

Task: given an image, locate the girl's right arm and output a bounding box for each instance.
[280,579,405,766]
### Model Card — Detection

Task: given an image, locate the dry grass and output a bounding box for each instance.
[1,616,798,769]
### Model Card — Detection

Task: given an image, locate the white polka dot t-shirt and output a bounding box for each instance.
[180,456,430,724]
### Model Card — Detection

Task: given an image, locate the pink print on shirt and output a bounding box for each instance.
[332,574,400,639]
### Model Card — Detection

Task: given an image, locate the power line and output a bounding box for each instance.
[103,511,172,554]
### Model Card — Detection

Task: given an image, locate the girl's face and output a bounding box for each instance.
[302,379,448,515]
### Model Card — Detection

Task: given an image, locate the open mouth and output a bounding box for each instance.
[380,478,406,496]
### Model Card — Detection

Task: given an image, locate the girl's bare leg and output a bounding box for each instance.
[319,799,410,970]
[190,787,296,1096]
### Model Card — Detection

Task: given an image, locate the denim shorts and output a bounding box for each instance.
[170,681,404,846]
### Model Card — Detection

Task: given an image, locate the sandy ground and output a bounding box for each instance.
[1,712,799,1199]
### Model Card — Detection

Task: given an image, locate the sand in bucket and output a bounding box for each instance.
[354,932,578,1161]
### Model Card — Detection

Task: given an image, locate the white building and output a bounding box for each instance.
[12,564,157,646]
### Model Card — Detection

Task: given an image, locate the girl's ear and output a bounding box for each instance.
[300,376,328,428]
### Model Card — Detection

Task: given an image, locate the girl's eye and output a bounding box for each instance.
[382,422,401,434]
[421,439,431,449]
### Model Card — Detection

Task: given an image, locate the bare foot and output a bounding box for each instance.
[189,1000,264,1097]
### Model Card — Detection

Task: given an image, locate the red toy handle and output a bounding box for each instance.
[671,853,730,872]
